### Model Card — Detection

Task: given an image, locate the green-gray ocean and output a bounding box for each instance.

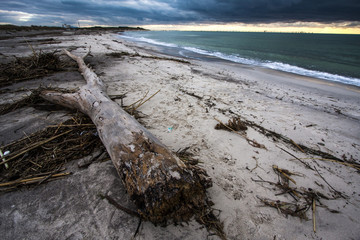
[120,31,360,87]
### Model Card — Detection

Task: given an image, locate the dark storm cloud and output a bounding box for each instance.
[174,0,360,23]
[0,0,359,26]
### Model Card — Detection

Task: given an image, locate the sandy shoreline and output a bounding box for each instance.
[0,30,359,240]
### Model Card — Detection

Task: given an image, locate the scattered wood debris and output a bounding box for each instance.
[0,113,107,192]
[124,89,161,116]
[1,83,225,238]
[180,88,203,100]
[194,206,226,240]
[218,113,359,170]
[215,117,248,132]
[0,87,165,193]
[176,147,201,166]
[106,51,132,58]
[245,117,359,167]
[106,51,190,64]
[97,146,225,239]
[272,165,299,185]
[253,162,342,233]
[175,147,225,238]
[0,172,71,191]
[257,196,309,220]
[19,38,62,45]
[214,117,265,149]
[0,49,76,88]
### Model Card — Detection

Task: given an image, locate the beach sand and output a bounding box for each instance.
[0,30,359,240]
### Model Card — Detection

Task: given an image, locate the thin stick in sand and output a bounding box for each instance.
[312,198,316,233]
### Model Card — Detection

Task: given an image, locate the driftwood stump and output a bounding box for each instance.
[41,49,211,224]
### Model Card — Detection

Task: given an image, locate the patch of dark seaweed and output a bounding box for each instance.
[0,113,105,191]
[0,50,77,88]
[215,117,248,132]
[220,112,359,169]
[106,51,190,64]
[175,147,225,240]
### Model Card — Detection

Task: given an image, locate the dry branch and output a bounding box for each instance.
[257,196,309,220]
[39,49,213,225]
[312,198,316,233]
[0,172,71,188]
[313,166,347,199]
[300,157,360,171]
[101,194,140,218]
[272,165,297,185]
[277,146,314,170]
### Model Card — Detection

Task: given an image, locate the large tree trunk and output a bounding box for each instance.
[40,49,211,224]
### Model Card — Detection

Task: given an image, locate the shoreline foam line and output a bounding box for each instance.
[118,34,360,87]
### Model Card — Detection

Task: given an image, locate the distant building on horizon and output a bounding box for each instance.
[62,24,77,29]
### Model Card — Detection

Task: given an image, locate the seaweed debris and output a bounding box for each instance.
[106,51,190,64]
[214,117,265,149]
[257,196,309,220]
[0,49,76,88]
[174,147,226,239]
[215,117,247,132]
[0,113,106,192]
[253,164,339,232]
[176,147,201,166]
[218,114,359,170]
[106,51,132,58]
[245,118,360,170]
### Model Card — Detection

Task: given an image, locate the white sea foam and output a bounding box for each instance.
[120,35,178,48]
[183,47,258,65]
[183,46,210,55]
[182,46,360,87]
[261,61,360,86]
[119,34,360,87]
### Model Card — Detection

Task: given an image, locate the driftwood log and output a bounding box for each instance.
[40,49,211,224]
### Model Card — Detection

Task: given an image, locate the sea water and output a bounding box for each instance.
[119,31,360,87]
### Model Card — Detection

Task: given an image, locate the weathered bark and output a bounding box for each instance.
[41,49,211,224]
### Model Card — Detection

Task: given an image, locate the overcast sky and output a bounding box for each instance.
[1,0,359,31]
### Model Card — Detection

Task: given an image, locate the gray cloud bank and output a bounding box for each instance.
[1,0,359,26]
